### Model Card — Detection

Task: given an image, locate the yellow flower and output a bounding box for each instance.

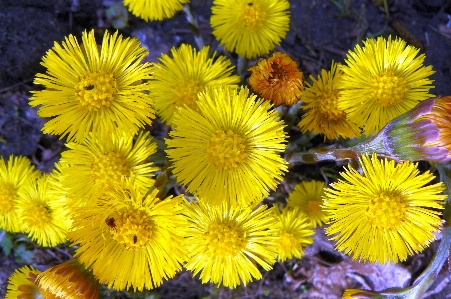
[166,85,288,206]
[248,51,304,106]
[5,265,42,299]
[68,180,187,291]
[149,44,240,126]
[298,61,361,140]
[123,0,189,21]
[287,180,328,228]
[17,174,71,247]
[323,153,445,264]
[59,130,158,199]
[37,260,100,299]
[30,30,155,142]
[0,155,39,233]
[210,0,290,59]
[273,207,314,262]
[338,36,435,135]
[182,200,278,288]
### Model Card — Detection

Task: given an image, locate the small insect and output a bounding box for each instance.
[105,217,116,231]
[248,2,253,5]
[133,235,138,244]
[84,85,94,90]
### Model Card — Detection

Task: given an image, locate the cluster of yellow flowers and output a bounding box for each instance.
[2,0,450,298]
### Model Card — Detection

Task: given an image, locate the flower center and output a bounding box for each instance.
[0,183,16,216]
[206,130,248,170]
[91,152,129,188]
[204,221,246,258]
[269,61,290,83]
[306,200,321,215]
[366,191,408,230]
[23,203,52,228]
[372,72,408,107]
[318,91,345,121]
[239,2,266,31]
[174,80,204,111]
[107,209,154,250]
[278,231,298,251]
[75,71,117,111]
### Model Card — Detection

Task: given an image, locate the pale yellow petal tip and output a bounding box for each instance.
[324,153,445,264]
[166,85,288,207]
[211,0,290,59]
[338,35,435,135]
[182,200,279,288]
[123,0,190,21]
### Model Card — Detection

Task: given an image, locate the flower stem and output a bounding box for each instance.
[183,3,205,50]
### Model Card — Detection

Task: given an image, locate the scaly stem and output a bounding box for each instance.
[183,3,205,50]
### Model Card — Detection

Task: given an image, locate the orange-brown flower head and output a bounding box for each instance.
[248,52,304,106]
[37,260,100,299]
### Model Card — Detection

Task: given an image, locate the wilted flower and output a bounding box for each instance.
[273,207,314,261]
[338,36,435,135]
[0,155,38,233]
[68,180,187,291]
[166,85,288,206]
[30,30,154,142]
[298,61,361,140]
[123,0,189,21]
[149,44,240,126]
[210,0,290,59]
[182,200,278,288]
[287,180,328,228]
[323,153,445,264]
[248,51,304,106]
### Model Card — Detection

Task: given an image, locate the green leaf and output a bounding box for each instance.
[14,244,34,264]
[0,231,13,256]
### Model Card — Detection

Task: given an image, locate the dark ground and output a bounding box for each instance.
[1,0,451,298]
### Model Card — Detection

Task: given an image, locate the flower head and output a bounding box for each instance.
[298,61,361,140]
[376,96,451,163]
[248,52,304,106]
[59,130,158,199]
[17,174,71,247]
[210,0,290,59]
[30,30,155,142]
[123,0,189,21]
[287,180,328,228]
[68,180,187,291]
[323,153,445,264]
[338,36,435,135]
[182,200,278,288]
[273,207,314,261]
[37,260,100,299]
[149,44,240,126]
[165,85,288,206]
[6,265,42,299]
[0,155,38,233]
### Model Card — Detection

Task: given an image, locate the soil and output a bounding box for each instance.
[1,0,451,298]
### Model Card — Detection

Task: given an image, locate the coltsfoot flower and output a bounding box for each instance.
[248,51,304,106]
[273,207,314,261]
[5,265,42,299]
[210,0,290,59]
[59,130,158,199]
[17,174,71,247]
[149,44,240,126]
[37,260,100,299]
[287,180,328,228]
[123,0,189,21]
[30,30,155,142]
[298,61,361,140]
[338,36,435,135]
[182,200,279,288]
[0,155,39,233]
[165,85,288,206]
[323,153,446,264]
[68,180,187,291]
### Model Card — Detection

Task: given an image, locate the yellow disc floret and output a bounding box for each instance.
[91,152,129,187]
[318,90,345,121]
[205,220,246,258]
[109,209,154,250]
[207,130,248,170]
[372,72,408,107]
[23,203,52,229]
[75,71,117,110]
[239,2,266,31]
[366,191,407,229]
[0,183,16,216]
[174,79,204,110]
